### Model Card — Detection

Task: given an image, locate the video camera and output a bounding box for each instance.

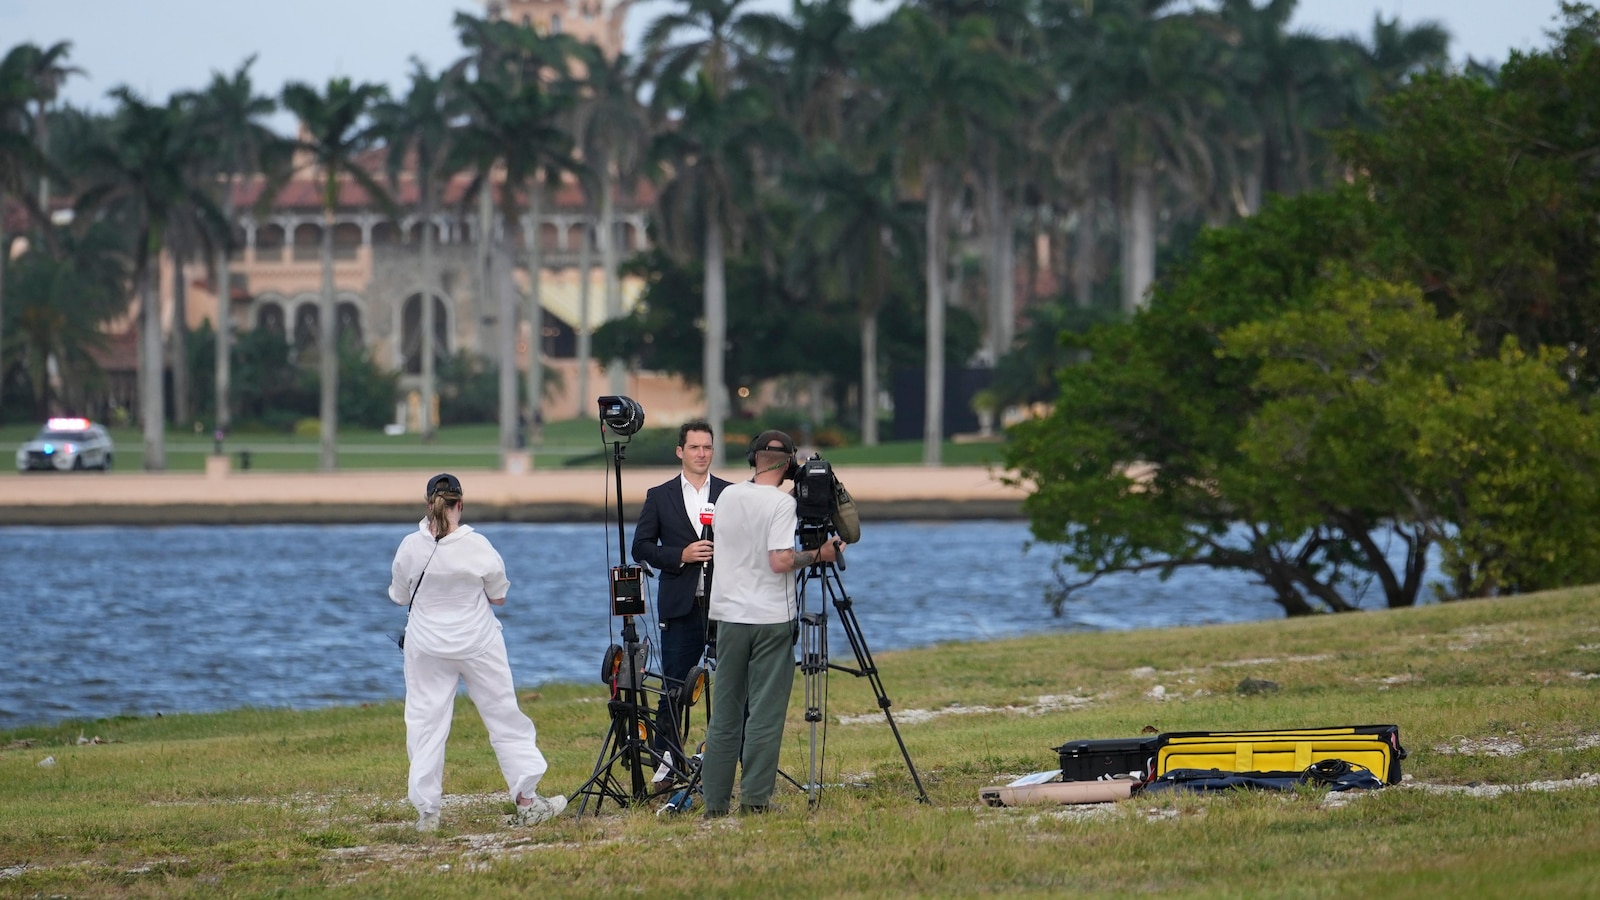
[791,453,861,549]
[792,453,837,525]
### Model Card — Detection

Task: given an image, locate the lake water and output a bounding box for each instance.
[0,520,1417,730]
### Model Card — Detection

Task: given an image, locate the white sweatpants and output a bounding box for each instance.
[403,634,549,815]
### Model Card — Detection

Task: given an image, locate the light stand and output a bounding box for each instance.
[571,397,701,815]
[796,522,929,807]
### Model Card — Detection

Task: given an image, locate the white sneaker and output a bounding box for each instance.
[516,792,568,826]
[652,751,676,784]
[416,811,441,832]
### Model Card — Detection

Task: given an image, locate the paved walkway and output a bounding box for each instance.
[3,464,1029,525]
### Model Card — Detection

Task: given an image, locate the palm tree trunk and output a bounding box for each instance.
[215,186,234,433]
[861,308,879,447]
[171,255,189,427]
[1122,163,1155,314]
[993,189,1015,356]
[585,164,614,416]
[495,242,517,461]
[981,165,1016,360]
[602,175,626,397]
[704,214,727,469]
[317,207,338,471]
[923,166,945,466]
[523,183,543,438]
[140,250,166,471]
[575,206,592,418]
[1074,197,1096,309]
[420,194,438,441]
[577,214,596,408]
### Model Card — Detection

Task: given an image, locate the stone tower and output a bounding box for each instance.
[485,0,633,59]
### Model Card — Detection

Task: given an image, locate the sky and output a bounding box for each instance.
[0,0,1573,127]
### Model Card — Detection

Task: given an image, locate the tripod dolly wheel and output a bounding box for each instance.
[600,643,624,686]
[678,665,708,707]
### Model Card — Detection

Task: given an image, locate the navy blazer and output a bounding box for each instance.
[631,473,732,620]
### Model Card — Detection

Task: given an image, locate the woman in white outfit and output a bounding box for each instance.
[389,472,566,832]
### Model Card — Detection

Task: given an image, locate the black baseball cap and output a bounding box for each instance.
[750,430,796,456]
[426,472,462,500]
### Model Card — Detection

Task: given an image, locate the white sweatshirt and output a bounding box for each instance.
[389,520,512,659]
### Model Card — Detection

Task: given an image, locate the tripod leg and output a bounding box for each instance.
[829,580,931,805]
[799,611,826,807]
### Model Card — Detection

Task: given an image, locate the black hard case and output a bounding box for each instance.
[1053,737,1161,782]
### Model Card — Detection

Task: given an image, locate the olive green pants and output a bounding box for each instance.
[699,620,796,813]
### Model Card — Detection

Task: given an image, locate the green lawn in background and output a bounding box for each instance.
[0,418,1009,474]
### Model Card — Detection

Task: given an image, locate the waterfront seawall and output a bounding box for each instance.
[2,465,1027,525]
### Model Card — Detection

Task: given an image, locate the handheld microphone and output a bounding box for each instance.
[695,504,715,598]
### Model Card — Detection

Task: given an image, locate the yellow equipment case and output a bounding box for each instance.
[1154,725,1405,785]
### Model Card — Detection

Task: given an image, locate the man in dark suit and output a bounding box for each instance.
[631,420,730,772]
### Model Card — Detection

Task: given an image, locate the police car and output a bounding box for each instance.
[15,417,115,472]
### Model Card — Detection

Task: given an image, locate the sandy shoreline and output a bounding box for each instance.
[1,464,1028,525]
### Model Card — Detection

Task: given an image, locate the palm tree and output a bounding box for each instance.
[16,41,76,213]
[574,48,651,419]
[643,0,769,465]
[454,12,585,445]
[280,77,391,471]
[862,8,1023,464]
[5,219,128,417]
[374,61,462,443]
[1044,0,1219,314]
[739,0,861,146]
[455,67,583,459]
[648,74,780,465]
[73,88,229,470]
[0,42,70,410]
[187,56,286,436]
[786,148,918,445]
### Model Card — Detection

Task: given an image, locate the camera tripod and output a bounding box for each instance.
[796,524,929,806]
[570,423,703,815]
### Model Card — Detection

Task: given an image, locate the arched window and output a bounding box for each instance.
[336,301,363,346]
[293,304,320,355]
[400,293,451,375]
[256,304,286,336]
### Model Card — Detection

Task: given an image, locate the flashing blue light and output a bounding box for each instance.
[42,444,55,454]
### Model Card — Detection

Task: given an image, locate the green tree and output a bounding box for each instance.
[73,88,228,470]
[573,47,651,419]
[1221,281,1600,600]
[2,220,127,417]
[784,148,919,443]
[642,0,772,465]
[863,7,1021,463]
[647,74,782,462]
[0,41,71,413]
[1004,189,1410,616]
[1333,5,1600,386]
[280,76,392,470]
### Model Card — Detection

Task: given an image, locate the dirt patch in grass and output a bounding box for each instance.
[836,693,1100,725]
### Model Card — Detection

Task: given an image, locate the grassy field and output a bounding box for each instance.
[0,418,1008,475]
[3,588,1598,897]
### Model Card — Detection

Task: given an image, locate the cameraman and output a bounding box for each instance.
[630,420,730,773]
[700,430,840,817]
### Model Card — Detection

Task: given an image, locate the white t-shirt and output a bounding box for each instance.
[389,521,511,659]
[709,480,798,625]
